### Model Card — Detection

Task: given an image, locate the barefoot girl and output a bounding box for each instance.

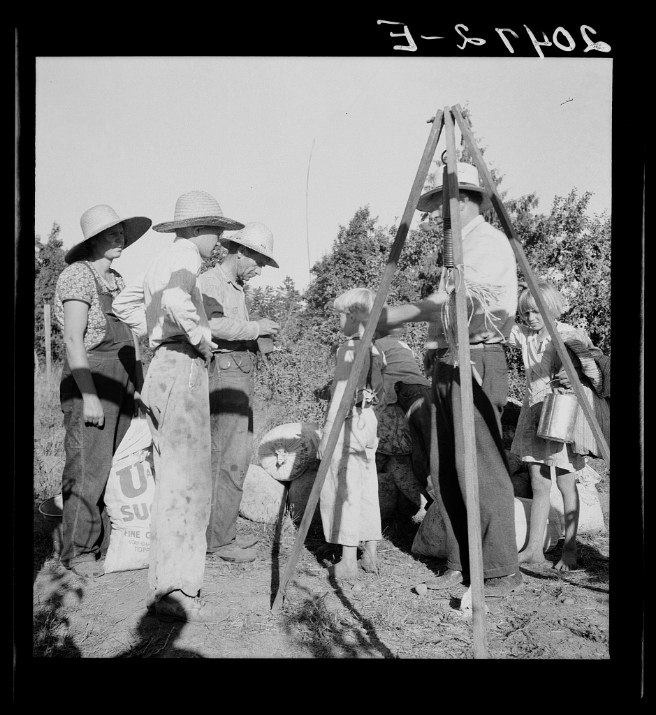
[317,288,386,580]
[508,281,606,572]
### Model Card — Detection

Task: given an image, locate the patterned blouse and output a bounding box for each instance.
[54,262,126,351]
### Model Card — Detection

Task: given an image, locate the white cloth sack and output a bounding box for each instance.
[411,497,560,559]
[549,469,606,535]
[258,423,321,481]
[103,414,155,573]
[239,463,287,523]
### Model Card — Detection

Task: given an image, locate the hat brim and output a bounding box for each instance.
[152,216,245,233]
[65,216,152,264]
[219,235,279,268]
[417,184,492,214]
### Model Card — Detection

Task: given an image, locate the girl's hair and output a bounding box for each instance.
[334,287,378,316]
[518,280,567,319]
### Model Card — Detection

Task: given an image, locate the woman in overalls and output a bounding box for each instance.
[54,205,151,578]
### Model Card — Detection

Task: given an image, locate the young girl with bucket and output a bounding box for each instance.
[507,281,607,572]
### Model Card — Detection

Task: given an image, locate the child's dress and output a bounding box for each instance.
[319,336,386,547]
[509,321,608,472]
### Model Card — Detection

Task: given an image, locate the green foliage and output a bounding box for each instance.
[201,241,228,273]
[511,190,611,355]
[36,129,610,429]
[35,224,67,362]
[249,188,610,419]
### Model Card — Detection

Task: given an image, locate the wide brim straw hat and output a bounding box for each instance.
[417,162,492,214]
[65,204,152,264]
[152,190,244,233]
[220,221,279,268]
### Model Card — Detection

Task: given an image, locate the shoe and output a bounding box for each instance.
[209,543,257,563]
[155,591,225,624]
[425,569,464,590]
[68,558,105,579]
[207,535,259,554]
[234,534,259,549]
[484,572,523,597]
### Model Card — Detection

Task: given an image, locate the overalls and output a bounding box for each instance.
[60,263,136,566]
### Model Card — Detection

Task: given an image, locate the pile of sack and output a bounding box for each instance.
[96,412,607,572]
[240,415,430,526]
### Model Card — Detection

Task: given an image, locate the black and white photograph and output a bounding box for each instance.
[17,15,642,680]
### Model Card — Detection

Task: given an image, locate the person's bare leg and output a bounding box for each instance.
[518,463,551,564]
[360,540,379,573]
[329,544,359,580]
[554,471,581,571]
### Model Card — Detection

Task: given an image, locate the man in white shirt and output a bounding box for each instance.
[130,190,244,623]
[378,163,522,597]
[199,223,280,562]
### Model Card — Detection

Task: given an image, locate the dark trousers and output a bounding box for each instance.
[431,347,518,579]
[60,350,135,564]
[206,351,255,551]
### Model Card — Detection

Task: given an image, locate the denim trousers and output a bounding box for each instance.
[206,351,254,551]
[431,348,518,579]
[60,348,136,565]
[142,343,212,599]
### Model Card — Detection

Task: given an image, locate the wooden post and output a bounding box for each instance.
[271,108,446,613]
[44,303,52,385]
[453,105,609,465]
[443,107,487,658]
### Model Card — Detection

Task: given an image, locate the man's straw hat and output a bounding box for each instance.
[417,162,492,214]
[152,190,244,233]
[65,204,152,264]
[220,222,279,268]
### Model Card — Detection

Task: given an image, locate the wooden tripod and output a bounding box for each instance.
[271,104,610,661]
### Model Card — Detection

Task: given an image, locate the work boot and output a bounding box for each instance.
[234,534,259,549]
[66,556,105,579]
[484,572,523,597]
[155,591,225,624]
[209,542,257,563]
[425,568,464,590]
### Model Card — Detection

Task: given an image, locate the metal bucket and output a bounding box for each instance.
[537,393,579,443]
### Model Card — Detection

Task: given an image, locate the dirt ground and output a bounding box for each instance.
[31,493,610,660]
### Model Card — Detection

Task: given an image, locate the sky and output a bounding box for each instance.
[34,56,612,292]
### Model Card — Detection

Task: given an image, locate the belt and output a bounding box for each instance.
[212,339,257,353]
[437,343,504,358]
[469,343,504,351]
[157,339,193,349]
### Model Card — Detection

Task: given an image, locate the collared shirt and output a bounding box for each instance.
[424,215,517,349]
[198,264,260,348]
[112,238,211,349]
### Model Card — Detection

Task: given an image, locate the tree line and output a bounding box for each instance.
[35,170,610,426]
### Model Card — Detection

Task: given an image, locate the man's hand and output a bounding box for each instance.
[256,317,280,337]
[196,338,217,363]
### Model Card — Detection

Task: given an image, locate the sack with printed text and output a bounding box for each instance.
[103,415,156,573]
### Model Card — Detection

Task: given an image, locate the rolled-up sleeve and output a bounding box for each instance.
[113,278,147,337]
[160,255,207,346]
